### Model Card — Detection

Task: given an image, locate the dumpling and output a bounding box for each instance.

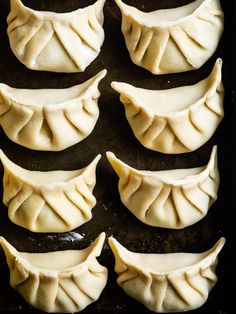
[7,0,105,72]
[106,146,219,229]
[0,233,108,313]
[0,150,101,233]
[109,236,225,313]
[0,70,106,151]
[114,0,224,74]
[111,58,224,154]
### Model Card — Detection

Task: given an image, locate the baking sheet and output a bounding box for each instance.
[0,0,233,313]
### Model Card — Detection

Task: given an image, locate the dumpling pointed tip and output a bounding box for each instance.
[87,232,107,259]
[106,152,128,178]
[85,154,101,171]
[215,237,226,249]
[210,237,226,257]
[106,151,116,163]
[110,81,116,89]
[108,235,114,244]
[95,0,106,9]
[0,236,5,245]
[0,149,9,166]
[108,237,129,262]
[108,236,119,252]
[219,236,226,243]
[207,145,218,169]
[97,69,107,80]
[114,0,125,10]
[211,145,218,156]
[111,81,123,94]
[111,82,133,101]
[82,154,101,180]
[97,232,106,242]
[11,0,24,7]
[89,69,107,87]
[93,154,102,164]
[108,236,124,251]
[216,58,223,67]
[0,236,15,255]
[211,58,223,77]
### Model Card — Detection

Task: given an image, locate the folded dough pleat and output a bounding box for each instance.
[111,58,224,154]
[0,233,108,313]
[107,145,219,229]
[0,69,106,151]
[7,0,105,72]
[114,0,224,74]
[109,236,225,313]
[0,150,101,232]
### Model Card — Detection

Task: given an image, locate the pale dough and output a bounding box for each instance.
[0,150,101,233]
[0,70,106,151]
[114,0,224,74]
[7,0,106,72]
[109,236,225,312]
[0,233,108,313]
[107,146,219,229]
[112,59,224,154]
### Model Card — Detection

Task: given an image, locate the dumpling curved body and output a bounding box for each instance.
[7,0,105,72]
[0,70,106,151]
[0,150,101,233]
[109,236,225,313]
[115,0,224,74]
[107,146,219,229]
[0,233,108,313]
[112,59,224,154]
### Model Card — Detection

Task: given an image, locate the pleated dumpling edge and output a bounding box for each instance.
[0,69,107,151]
[114,0,224,74]
[0,233,108,313]
[111,58,224,154]
[0,150,101,232]
[7,0,106,72]
[109,236,225,313]
[107,145,219,229]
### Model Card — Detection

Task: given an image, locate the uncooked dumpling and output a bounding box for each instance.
[0,233,108,313]
[114,0,224,74]
[0,150,101,233]
[109,236,225,313]
[7,0,105,72]
[107,146,219,229]
[111,58,224,154]
[0,70,106,151]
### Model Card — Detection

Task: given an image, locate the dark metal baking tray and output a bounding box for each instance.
[0,0,234,313]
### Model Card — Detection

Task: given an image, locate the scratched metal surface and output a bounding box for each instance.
[0,0,233,313]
